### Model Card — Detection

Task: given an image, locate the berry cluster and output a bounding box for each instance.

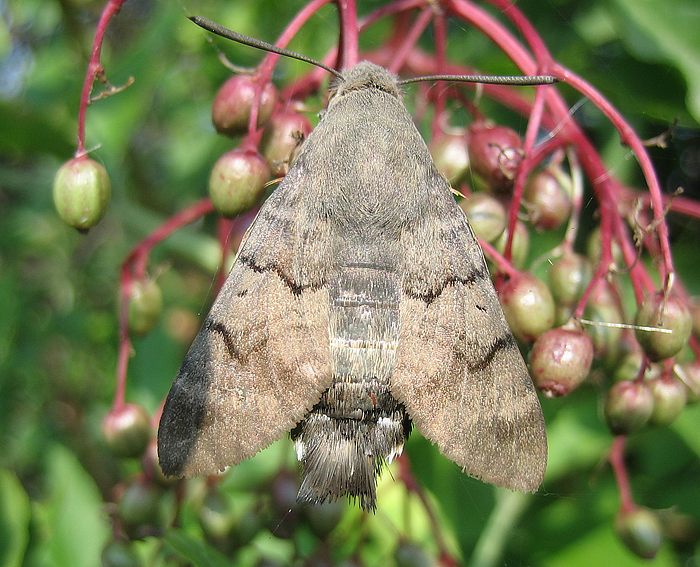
[52,1,698,565]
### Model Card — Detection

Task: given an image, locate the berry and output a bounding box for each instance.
[498,273,555,342]
[394,541,432,567]
[529,325,594,397]
[53,157,111,231]
[429,133,470,185]
[209,149,270,217]
[494,220,530,269]
[649,377,687,426]
[548,252,591,306]
[261,111,312,176]
[102,403,151,458]
[467,123,522,193]
[212,75,277,136]
[101,539,142,567]
[605,381,654,434]
[635,294,692,361]
[523,169,572,230]
[128,279,163,335]
[118,480,162,533]
[460,192,506,242]
[615,507,663,559]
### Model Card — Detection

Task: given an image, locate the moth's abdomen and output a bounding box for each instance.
[291,260,409,511]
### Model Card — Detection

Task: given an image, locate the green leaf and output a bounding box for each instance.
[0,469,31,567]
[163,529,232,567]
[610,0,700,123]
[35,445,110,567]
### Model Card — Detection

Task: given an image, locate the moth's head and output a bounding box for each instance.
[329,61,402,101]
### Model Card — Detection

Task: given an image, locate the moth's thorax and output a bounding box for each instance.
[297,71,436,238]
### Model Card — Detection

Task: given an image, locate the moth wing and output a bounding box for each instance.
[158,173,334,477]
[391,178,547,491]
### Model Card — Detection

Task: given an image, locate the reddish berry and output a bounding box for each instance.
[261,111,312,176]
[212,75,277,136]
[523,169,572,230]
[467,123,522,193]
[530,325,594,397]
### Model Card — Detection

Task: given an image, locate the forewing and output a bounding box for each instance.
[158,170,334,477]
[391,176,547,491]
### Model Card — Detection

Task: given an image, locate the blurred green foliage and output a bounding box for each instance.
[0,0,699,565]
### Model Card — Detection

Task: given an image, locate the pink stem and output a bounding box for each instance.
[480,239,518,278]
[387,8,433,74]
[444,0,662,316]
[245,0,334,144]
[504,85,547,261]
[609,436,635,514]
[76,0,127,156]
[359,0,426,30]
[337,0,360,68]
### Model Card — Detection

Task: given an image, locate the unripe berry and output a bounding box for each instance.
[615,507,663,559]
[429,133,470,185]
[605,381,654,434]
[53,157,111,231]
[460,192,507,242]
[649,377,687,426]
[583,282,624,365]
[612,350,645,383]
[128,279,163,336]
[498,273,555,342]
[101,539,142,567]
[304,500,344,538]
[494,220,530,269]
[467,123,522,193]
[102,403,151,458]
[523,169,572,230]
[529,325,594,397]
[209,149,270,217]
[548,252,592,306]
[199,489,236,542]
[261,111,312,176]
[635,295,692,361]
[118,480,162,532]
[212,75,277,136]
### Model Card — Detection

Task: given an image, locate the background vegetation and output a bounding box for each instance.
[1,0,699,565]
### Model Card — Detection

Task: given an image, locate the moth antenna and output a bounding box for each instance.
[189,16,343,79]
[399,74,558,86]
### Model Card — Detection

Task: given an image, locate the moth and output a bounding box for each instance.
[158,17,548,511]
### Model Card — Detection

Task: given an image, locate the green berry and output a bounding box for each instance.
[53,157,111,231]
